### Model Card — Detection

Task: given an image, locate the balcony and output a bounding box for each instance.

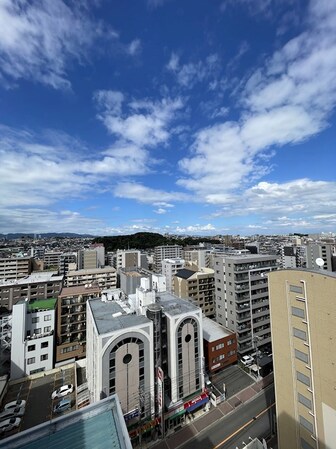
[26,330,53,341]
[236,313,251,323]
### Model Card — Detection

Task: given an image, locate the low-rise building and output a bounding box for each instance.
[11,297,57,379]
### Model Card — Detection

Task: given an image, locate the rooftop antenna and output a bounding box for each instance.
[316,258,324,269]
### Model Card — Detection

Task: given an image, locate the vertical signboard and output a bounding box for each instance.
[157,367,164,435]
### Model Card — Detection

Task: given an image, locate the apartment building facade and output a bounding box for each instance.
[0,257,32,281]
[56,285,101,364]
[0,272,63,314]
[214,254,278,357]
[66,267,117,289]
[174,267,215,318]
[306,243,336,271]
[154,245,183,273]
[116,250,141,270]
[161,258,185,293]
[269,269,336,449]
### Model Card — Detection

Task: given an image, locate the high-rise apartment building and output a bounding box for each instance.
[161,258,185,293]
[116,249,141,270]
[77,249,99,270]
[306,243,336,271]
[154,245,183,273]
[66,267,117,289]
[214,254,278,357]
[269,269,336,449]
[174,267,215,318]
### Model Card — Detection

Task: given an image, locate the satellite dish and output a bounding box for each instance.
[316,258,324,268]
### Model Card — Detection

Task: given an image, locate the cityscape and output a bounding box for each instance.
[0,1,336,449]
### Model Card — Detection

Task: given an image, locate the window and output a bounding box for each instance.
[290,285,303,294]
[27,344,35,352]
[34,328,41,334]
[298,393,312,409]
[297,371,310,387]
[292,306,305,318]
[32,317,39,323]
[301,438,315,449]
[44,315,51,321]
[27,357,35,365]
[41,342,48,348]
[295,349,309,364]
[227,339,232,345]
[293,328,307,340]
[44,326,51,333]
[299,415,314,433]
[40,354,48,361]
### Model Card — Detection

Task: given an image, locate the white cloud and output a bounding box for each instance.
[174,224,216,234]
[0,0,115,89]
[178,0,336,206]
[114,182,191,204]
[154,208,167,214]
[127,39,141,56]
[95,91,183,147]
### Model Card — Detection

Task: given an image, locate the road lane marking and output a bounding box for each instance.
[213,402,275,449]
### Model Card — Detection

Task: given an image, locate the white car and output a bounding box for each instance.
[51,384,74,400]
[4,399,26,411]
[241,355,254,366]
[0,406,25,421]
[0,417,21,434]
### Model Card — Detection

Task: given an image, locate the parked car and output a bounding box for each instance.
[53,398,71,414]
[51,384,74,400]
[0,406,25,421]
[0,417,21,434]
[4,399,26,411]
[241,355,254,366]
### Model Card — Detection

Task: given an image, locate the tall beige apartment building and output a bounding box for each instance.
[269,269,336,449]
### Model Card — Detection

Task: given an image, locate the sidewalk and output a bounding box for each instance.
[146,373,274,449]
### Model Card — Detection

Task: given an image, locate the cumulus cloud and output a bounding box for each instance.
[94,90,183,147]
[178,0,336,209]
[114,182,191,204]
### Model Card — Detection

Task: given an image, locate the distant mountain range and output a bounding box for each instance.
[0,233,95,240]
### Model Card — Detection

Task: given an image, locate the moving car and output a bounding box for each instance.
[0,417,21,434]
[0,406,25,421]
[51,384,74,400]
[4,399,26,411]
[53,398,71,414]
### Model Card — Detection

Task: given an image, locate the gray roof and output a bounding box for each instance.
[155,291,200,316]
[202,317,234,342]
[89,299,151,335]
[0,395,132,449]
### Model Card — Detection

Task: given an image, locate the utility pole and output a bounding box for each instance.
[253,336,261,380]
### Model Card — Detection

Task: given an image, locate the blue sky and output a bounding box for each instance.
[0,0,336,236]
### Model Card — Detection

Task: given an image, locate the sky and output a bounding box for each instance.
[0,0,336,237]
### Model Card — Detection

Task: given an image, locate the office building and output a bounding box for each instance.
[214,254,278,357]
[174,267,215,318]
[269,269,336,449]
[0,272,63,314]
[202,317,237,374]
[11,297,57,379]
[161,258,185,292]
[56,285,101,364]
[154,245,183,273]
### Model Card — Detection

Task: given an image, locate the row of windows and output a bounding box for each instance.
[28,341,48,351]
[27,354,48,364]
[27,326,51,336]
[31,315,52,323]
[60,344,79,354]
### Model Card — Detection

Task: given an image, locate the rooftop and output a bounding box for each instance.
[0,395,132,449]
[174,268,195,279]
[0,272,63,286]
[202,317,234,341]
[59,285,101,297]
[89,299,151,335]
[28,297,57,312]
[67,267,116,276]
[156,291,201,316]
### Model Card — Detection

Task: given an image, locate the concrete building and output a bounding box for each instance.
[202,317,237,374]
[183,249,211,269]
[281,246,307,269]
[161,258,185,293]
[154,245,183,273]
[66,267,117,289]
[214,254,278,357]
[174,267,215,318]
[56,285,101,364]
[90,243,105,268]
[0,272,63,314]
[306,243,336,271]
[86,283,205,436]
[11,297,57,379]
[119,267,166,295]
[43,251,62,269]
[116,249,141,270]
[59,252,77,275]
[0,395,132,449]
[0,257,32,281]
[77,249,99,270]
[269,269,336,449]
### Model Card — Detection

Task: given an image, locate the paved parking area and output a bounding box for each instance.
[0,365,76,441]
[210,365,254,399]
